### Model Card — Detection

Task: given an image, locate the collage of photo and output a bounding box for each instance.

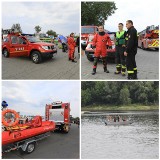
[1,0,159,159]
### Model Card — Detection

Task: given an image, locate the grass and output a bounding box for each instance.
[81,104,159,111]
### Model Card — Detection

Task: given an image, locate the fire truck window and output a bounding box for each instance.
[52,105,61,109]
[3,37,9,42]
[109,34,114,41]
[11,36,18,44]
[81,27,95,34]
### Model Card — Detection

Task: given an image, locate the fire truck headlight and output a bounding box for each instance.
[41,46,49,50]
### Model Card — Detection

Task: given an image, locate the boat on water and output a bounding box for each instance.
[104,120,132,125]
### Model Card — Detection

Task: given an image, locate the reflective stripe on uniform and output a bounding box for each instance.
[116,64,121,68]
[133,68,137,71]
[128,71,134,74]
[122,65,126,69]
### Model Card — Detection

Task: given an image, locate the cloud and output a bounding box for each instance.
[2,81,80,117]
[2,2,80,35]
[104,0,159,32]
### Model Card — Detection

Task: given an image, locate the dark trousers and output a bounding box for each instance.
[115,46,126,72]
[77,46,79,53]
[126,48,137,77]
[93,57,107,69]
[62,43,67,52]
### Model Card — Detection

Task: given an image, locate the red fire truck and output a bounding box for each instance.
[2,30,57,64]
[81,26,98,50]
[45,101,70,133]
[138,25,159,50]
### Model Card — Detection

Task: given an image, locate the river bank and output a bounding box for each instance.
[81,105,159,113]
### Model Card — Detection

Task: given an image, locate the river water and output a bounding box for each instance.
[81,110,159,159]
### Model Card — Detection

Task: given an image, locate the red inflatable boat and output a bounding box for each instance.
[2,109,55,146]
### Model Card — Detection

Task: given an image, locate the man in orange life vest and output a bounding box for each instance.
[92,25,112,75]
[67,33,77,63]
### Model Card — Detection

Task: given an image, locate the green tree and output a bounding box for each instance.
[81,2,117,25]
[11,23,22,33]
[46,30,57,37]
[34,25,41,33]
[81,89,92,106]
[81,81,159,107]
[119,87,131,105]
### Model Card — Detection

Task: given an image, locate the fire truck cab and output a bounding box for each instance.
[81,26,98,50]
[138,25,159,50]
[2,30,57,64]
[45,101,70,133]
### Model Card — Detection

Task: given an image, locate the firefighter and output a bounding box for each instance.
[114,23,127,76]
[67,33,77,63]
[124,20,138,79]
[92,25,112,75]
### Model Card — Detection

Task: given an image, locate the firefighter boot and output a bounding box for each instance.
[114,64,121,74]
[133,70,138,79]
[102,57,109,73]
[121,65,126,76]
[127,73,134,80]
[72,59,77,63]
[104,67,109,73]
[92,58,98,75]
[92,68,96,75]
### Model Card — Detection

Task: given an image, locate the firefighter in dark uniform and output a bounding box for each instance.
[114,23,127,76]
[124,20,138,79]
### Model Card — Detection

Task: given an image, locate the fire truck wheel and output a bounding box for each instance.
[31,51,42,64]
[87,56,94,62]
[3,49,9,58]
[25,142,36,154]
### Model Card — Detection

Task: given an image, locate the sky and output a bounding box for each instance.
[2,1,80,36]
[2,81,80,117]
[104,0,159,32]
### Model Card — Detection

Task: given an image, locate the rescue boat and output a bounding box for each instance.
[104,120,132,125]
[2,109,55,146]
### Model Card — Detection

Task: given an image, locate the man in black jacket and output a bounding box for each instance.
[124,20,138,79]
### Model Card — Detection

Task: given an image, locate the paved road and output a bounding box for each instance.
[2,47,79,80]
[81,48,159,80]
[2,124,79,159]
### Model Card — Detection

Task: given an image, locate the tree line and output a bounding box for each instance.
[81,81,159,107]
[2,23,58,37]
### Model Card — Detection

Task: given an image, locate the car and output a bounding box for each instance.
[2,33,57,64]
[85,32,116,62]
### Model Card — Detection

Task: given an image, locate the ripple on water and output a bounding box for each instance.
[81,111,159,159]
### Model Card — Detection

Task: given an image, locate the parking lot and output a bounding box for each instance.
[2,124,79,159]
[2,47,80,80]
[81,48,159,80]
